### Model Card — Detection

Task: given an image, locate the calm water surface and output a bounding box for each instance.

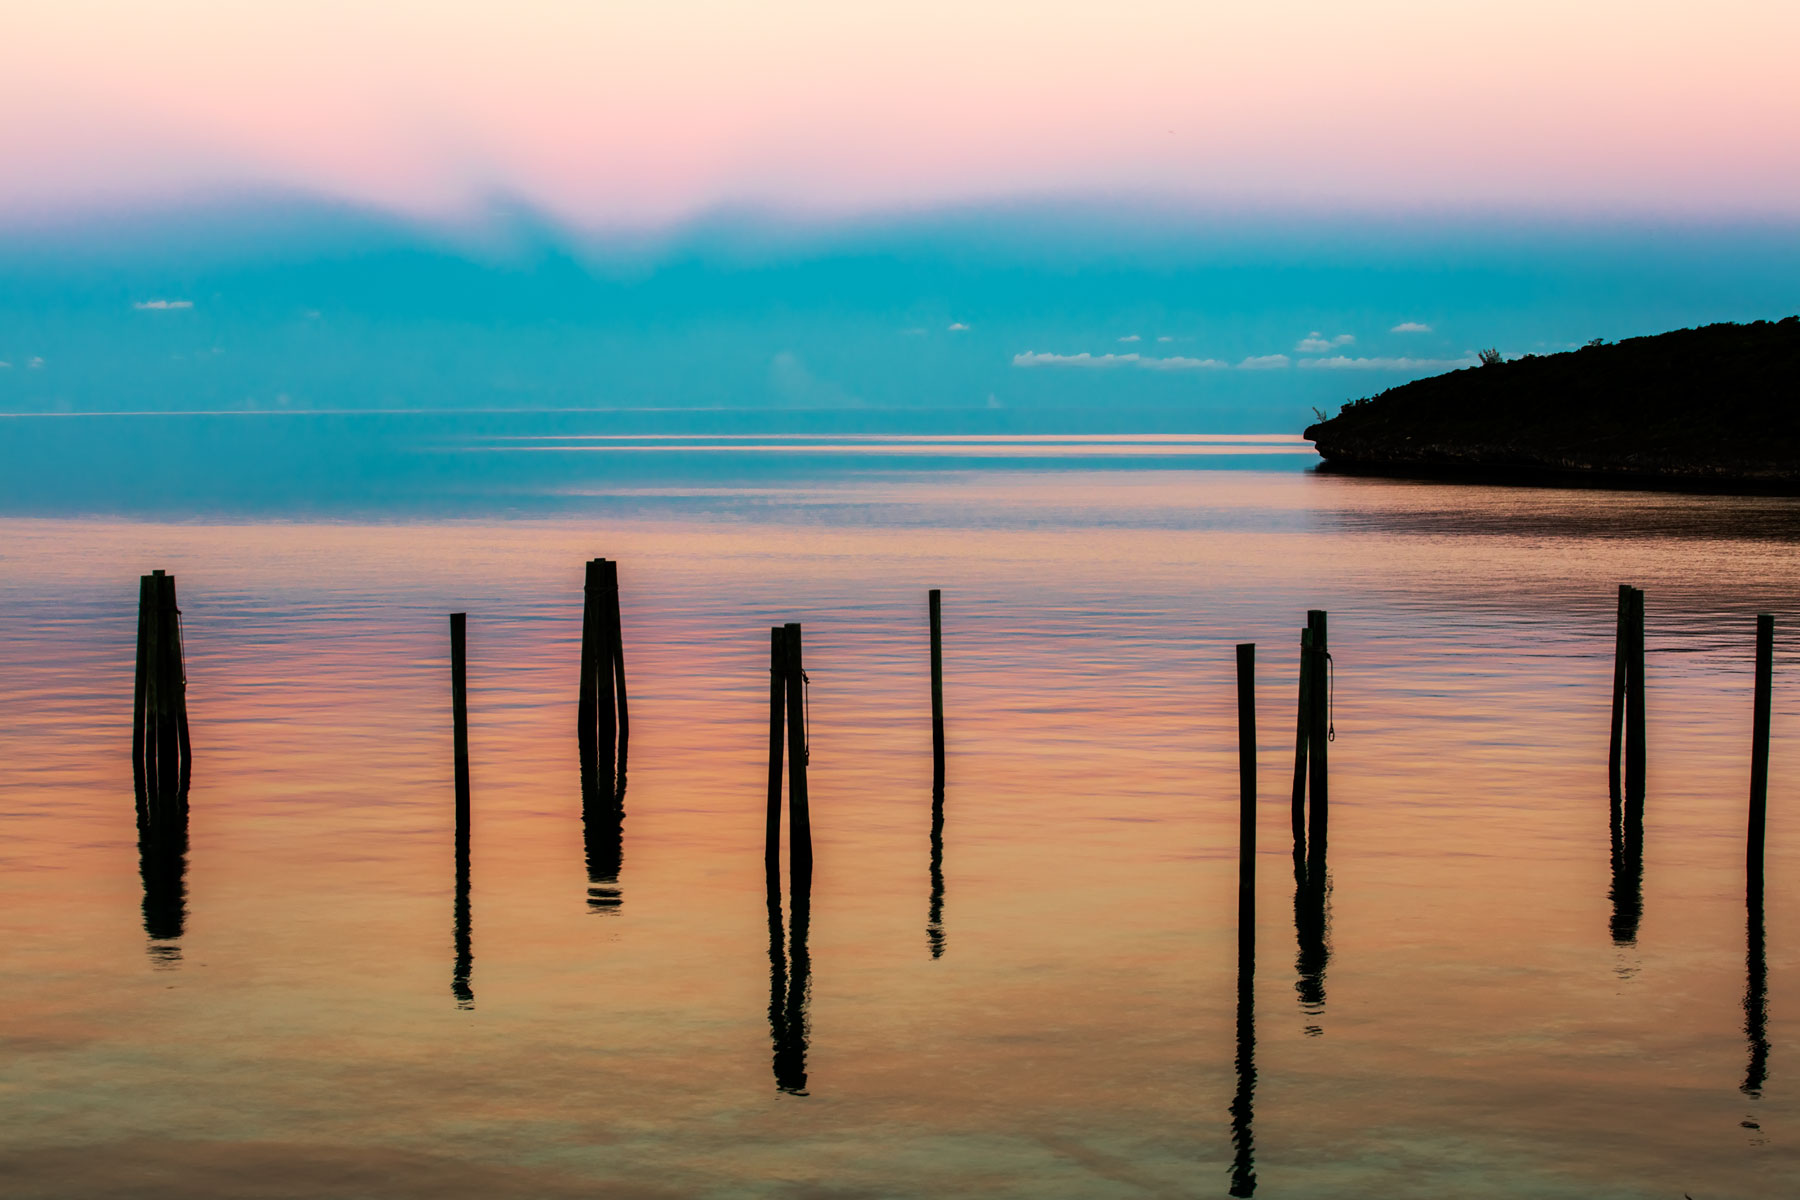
[1,430,1795,1198]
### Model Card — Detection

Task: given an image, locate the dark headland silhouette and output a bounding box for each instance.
[1304,317,1800,488]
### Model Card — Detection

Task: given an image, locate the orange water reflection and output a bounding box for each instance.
[0,469,1795,1197]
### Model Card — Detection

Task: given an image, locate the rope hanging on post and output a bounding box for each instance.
[1324,650,1336,743]
[800,669,812,764]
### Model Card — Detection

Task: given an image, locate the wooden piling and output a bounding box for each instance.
[784,623,812,888]
[451,613,471,828]
[929,589,945,794]
[1237,643,1257,929]
[1305,610,1329,864]
[605,558,629,771]
[767,626,787,877]
[1290,626,1313,859]
[1608,584,1629,803]
[1624,587,1646,807]
[578,559,601,753]
[134,570,191,803]
[1749,613,1773,884]
[595,562,617,772]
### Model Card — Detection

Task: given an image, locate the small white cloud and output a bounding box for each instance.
[1238,354,1290,370]
[1156,335,1174,343]
[1118,334,1141,343]
[1296,333,1356,353]
[901,326,928,336]
[1298,355,1476,371]
[986,393,1004,409]
[27,356,45,369]
[1390,321,1432,333]
[303,309,322,320]
[1013,351,1140,368]
[947,321,970,332]
[1139,355,1229,370]
[0,360,10,369]
[134,299,193,311]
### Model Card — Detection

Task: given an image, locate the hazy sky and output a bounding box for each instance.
[6,1,1799,226]
[3,4,1797,431]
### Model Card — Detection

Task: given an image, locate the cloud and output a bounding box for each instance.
[0,361,10,369]
[1012,350,1227,370]
[27,356,45,369]
[901,326,928,336]
[947,321,969,332]
[1390,321,1432,333]
[1156,335,1175,343]
[1298,355,1476,370]
[1013,351,1140,368]
[1139,355,1228,370]
[1118,334,1141,342]
[134,299,193,310]
[1238,354,1290,369]
[1296,332,1356,353]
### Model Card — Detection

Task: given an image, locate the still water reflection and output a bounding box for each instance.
[0,459,1796,1198]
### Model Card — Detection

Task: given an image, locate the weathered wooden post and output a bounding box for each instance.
[1608,584,1630,803]
[929,589,945,794]
[1624,586,1647,807]
[451,613,471,829]
[579,559,601,755]
[1749,614,1773,886]
[1290,626,1313,869]
[1305,610,1329,871]
[784,623,812,889]
[1237,643,1257,930]
[767,626,787,878]
[604,558,629,779]
[134,570,192,804]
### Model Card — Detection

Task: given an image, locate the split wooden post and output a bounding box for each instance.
[451,613,471,830]
[767,626,787,877]
[1749,614,1773,885]
[1237,643,1257,931]
[929,589,945,794]
[784,623,812,889]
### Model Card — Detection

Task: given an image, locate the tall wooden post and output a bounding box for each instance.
[1608,584,1630,803]
[1749,614,1773,886]
[1290,626,1313,866]
[1305,610,1329,869]
[578,559,601,755]
[451,613,471,829]
[1237,643,1257,930]
[767,626,787,879]
[1624,587,1647,807]
[605,558,629,774]
[784,623,812,889]
[929,589,945,795]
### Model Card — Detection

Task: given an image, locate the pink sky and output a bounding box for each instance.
[5,0,1798,226]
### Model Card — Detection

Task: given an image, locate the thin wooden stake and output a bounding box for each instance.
[451,613,471,829]
[929,589,945,794]
[1625,587,1646,807]
[1749,613,1773,886]
[1237,642,1257,928]
[784,623,812,889]
[767,626,787,878]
